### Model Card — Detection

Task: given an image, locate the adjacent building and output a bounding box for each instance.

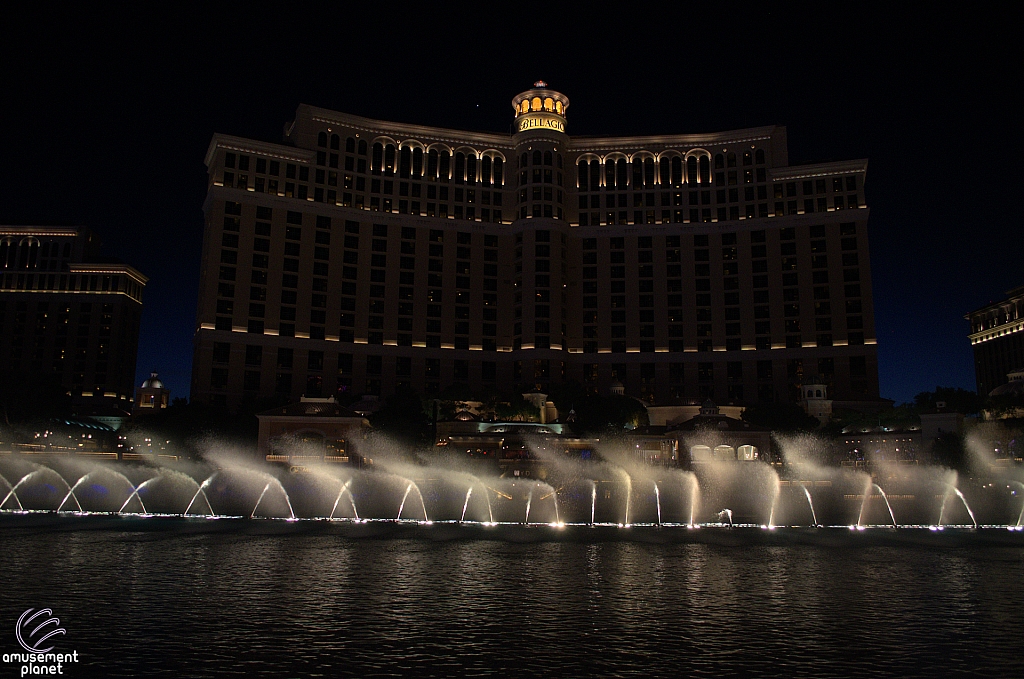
[967,285,1024,396]
[134,372,171,413]
[256,396,369,462]
[0,226,147,411]
[192,83,878,413]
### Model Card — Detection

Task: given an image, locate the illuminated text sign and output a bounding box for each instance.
[517,114,565,133]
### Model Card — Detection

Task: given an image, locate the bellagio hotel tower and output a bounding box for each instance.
[192,82,878,411]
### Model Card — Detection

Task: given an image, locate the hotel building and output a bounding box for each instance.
[0,226,147,409]
[967,285,1024,396]
[192,83,878,412]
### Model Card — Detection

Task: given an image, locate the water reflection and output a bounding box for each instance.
[2,532,1023,677]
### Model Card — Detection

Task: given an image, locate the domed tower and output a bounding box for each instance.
[509,82,571,359]
[512,82,570,222]
[134,371,170,414]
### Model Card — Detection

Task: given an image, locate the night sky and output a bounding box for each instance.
[2,7,1019,404]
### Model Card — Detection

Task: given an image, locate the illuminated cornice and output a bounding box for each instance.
[769,159,868,180]
[0,227,82,237]
[569,127,778,154]
[301,105,513,150]
[204,134,315,168]
[970,321,1024,345]
[67,263,148,285]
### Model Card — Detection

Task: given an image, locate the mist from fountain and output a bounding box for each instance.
[184,476,215,516]
[55,467,141,514]
[694,455,779,526]
[574,439,700,526]
[332,479,358,520]
[800,483,819,527]
[965,431,1024,525]
[353,438,506,523]
[938,476,977,529]
[1,427,1023,534]
[188,452,297,519]
[520,440,612,524]
[688,474,699,527]
[0,473,24,511]
[8,465,82,512]
[766,474,781,528]
[590,480,597,525]
[776,433,872,526]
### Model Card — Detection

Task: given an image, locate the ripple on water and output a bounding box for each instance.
[1,530,1023,678]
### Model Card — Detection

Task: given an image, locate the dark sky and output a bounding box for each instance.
[1,7,1020,404]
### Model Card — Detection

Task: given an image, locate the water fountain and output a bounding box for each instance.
[1,428,1023,545]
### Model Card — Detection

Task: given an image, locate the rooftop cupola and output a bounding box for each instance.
[512,81,569,136]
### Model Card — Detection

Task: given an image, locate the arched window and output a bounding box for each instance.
[616,159,628,188]
[427,149,439,179]
[371,143,384,174]
[686,157,698,184]
[358,140,367,155]
[699,156,710,184]
[346,137,355,153]
[715,154,725,169]
[19,239,38,269]
[493,157,504,186]
[727,152,736,168]
[543,97,554,112]
[660,158,671,185]
[714,445,736,460]
[317,131,327,147]
[438,149,450,180]
[466,155,477,183]
[543,151,552,166]
[531,96,542,111]
[481,156,492,185]
[532,150,542,166]
[605,160,616,189]
[412,148,423,178]
[520,100,530,114]
[644,157,655,186]
[755,149,765,164]
[590,162,600,190]
[399,147,411,178]
[671,157,683,186]
[578,161,589,191]
[0,240,11,269]
[555,101,563,114]
[690,445,712,461]
[454,153,466,183]
[383,145,396,175]
[330,134,340,150]
[632,159,643,188]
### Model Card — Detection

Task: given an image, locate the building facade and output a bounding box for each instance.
[967,285,1024,396]
[192,83,878,412]
[0,226,147,410]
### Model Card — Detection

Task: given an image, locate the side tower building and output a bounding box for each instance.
[0,226,147,412]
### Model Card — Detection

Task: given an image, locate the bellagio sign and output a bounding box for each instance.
[517,114,565,133]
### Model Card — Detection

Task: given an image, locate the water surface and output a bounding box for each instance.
[2,523,1022,677]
